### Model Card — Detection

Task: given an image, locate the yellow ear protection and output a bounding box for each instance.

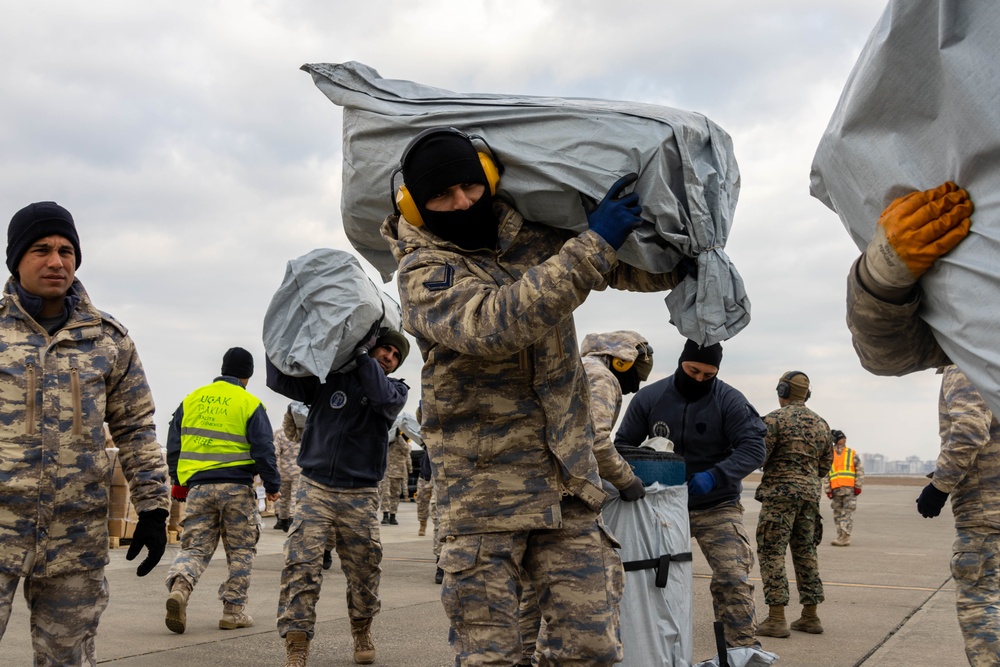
[388,127,504,227]
[776,370,811,400]
[612,358,634,372]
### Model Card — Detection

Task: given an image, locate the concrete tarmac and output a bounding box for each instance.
[2,479,968,666]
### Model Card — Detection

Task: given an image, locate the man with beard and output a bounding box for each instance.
[615,339,766,648]
[380,127,688,666]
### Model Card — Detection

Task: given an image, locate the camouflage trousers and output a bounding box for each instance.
[276,468,301,519]
[165,483,261,606]
[439,496,623,667]
[0,568,108,667]
[378,475,406,514]
[415,478,440,557]
[830,490,857,538]
[689,501,758,648]
[756,497,824,607]
[951,528,1000,666]
[277,477,382,639]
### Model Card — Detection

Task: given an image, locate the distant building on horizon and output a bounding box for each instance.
[861,452,934,476]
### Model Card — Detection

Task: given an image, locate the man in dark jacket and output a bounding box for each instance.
[615,339,766,648]
[269,329,409,666]
[164,347,281,634]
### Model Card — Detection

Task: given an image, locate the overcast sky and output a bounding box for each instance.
[1,1,943,462]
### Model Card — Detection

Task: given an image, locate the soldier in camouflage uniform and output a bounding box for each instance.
[823,429,864,546]
[755,371,834,638]
[616,339,766,648]
[381,127,686,665]
[164,347,281,634]
[274,403,305,532]
[378,430,412,525]
[268,330,408,666]
[845,182,998,665]
[0,202,170,667]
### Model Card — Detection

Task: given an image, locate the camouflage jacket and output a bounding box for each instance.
[381,201,677,536]
[386,432,412,479]
[933,365,1000,531]
[274,410,301,480]
[756,402,834,502]
[823,446,865,495]
[580,331,647,490]
[0,278,169,577]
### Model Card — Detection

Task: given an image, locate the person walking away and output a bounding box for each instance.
[379,430,412,525]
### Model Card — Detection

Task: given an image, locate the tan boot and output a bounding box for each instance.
[831,532,850,546]
[351,617,376,664]
[219,602,254,629]
[284,630,310,667]
[790,604,824,634]
[165,578,192,634]
[418,520,427,536]
[757,604,790,638]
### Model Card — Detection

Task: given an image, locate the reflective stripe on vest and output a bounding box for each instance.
[176,380,260,485]
[828,447,857,489]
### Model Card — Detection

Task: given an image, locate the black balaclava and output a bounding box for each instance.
[612,366,641,395]
[401,131,498,251]
[673,339,723,402]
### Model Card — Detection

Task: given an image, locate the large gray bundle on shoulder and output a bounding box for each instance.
[810,1,1000,418]
[302,61,750,346]
[263,248,402,378]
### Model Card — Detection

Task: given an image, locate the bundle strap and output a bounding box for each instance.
[621,552,692,588]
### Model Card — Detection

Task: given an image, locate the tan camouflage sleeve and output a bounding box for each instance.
[602,259,680,293]
[846,257,950,375]
[105,332,169,513]
[398,232,617,359]
[583,358,635,489]
[932,365,994,493]
[853,450,864,488]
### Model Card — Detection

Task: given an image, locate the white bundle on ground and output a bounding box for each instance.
[303,61,750,346]
[263,248,402,378]
[810,1,1000,417]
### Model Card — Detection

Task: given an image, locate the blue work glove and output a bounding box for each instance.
[916,483,948,518]
[126,508,168,576]
[619,476,647,502]
[582,173,643,251]
[688,470,717,497]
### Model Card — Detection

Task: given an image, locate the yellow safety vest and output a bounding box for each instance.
[828,447,857,490]
[176,380,259,485]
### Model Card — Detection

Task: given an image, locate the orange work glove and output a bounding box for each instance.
[863,182,973,289]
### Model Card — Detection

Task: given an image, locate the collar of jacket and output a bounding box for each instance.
[384,200,524,259]
[1,276,102,337]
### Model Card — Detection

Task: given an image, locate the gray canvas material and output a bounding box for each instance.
[810,1,1000,418]
[303,61,750,346]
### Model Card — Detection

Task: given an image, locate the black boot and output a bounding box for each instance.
[273,517,286,531]
[322,550,333,570]
[388,513,398,525]
[381,512,389,525]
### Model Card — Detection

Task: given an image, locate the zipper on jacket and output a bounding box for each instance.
[70,367,82,436]
[25,363,36,435]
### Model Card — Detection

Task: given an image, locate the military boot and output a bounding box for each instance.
[351,617,376,664]
[388,513,398,525]
[790,604,824,634]
[418,520,427,536]
[381,511,389,525]
[757,604,790,638]
[832,534,851,546]
[284,630,310,667]
[165,578,193,634]
[219,602,254,629]
[322,549,333,570]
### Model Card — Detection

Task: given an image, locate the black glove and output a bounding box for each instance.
[582,173,643,251]
[619,476,646,502]
[126,508,168,576]
[916,483,949,518]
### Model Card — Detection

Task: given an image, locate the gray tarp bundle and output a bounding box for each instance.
[262,248,402,378]
[602,483,693,666]
[303,61,751,346]
[810,1,1000,418]
[392,411,422,446]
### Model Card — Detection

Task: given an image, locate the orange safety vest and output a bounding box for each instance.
[828,447,857,489]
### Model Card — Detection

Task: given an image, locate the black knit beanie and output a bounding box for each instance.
[402,131,487,209]
[678,339,723,368]
[7,201,82,274]
[221,347,254,379]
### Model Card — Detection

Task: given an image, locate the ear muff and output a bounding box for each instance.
[389,127,504,227]
[776,370,811,400]
[612,357,634,373]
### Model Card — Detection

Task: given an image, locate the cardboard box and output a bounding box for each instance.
[108,518,136,540]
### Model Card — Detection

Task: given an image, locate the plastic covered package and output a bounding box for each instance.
[262,248,402,378]
[303,61,750,346]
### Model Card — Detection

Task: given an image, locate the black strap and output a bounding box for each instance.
[621,552,692,588]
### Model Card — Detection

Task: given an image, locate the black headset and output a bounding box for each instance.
[388,127,504,227]
[776,370,811,400]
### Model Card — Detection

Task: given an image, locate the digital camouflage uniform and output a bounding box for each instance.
[275,410,302,521]
[382,201,679,666]
[0,278,169,666]
[823,444,864,541]
[848,259,1000,664]
[379,432,412,515]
